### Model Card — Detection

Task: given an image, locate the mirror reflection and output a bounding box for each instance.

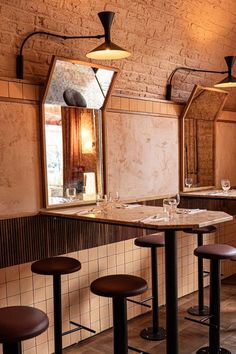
[42,57,117,208]
[181,85,228,192]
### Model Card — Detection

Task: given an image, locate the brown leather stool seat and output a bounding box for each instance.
[91,274,147,298]
[31,256,81,275]
[134,233,165,248]
[31,257,81,354]
[133,233,165,341]
[193,243,236,354]
[194,243,236,260]
[0,306,49,354]
[184,225,217,317]
[91,274,148,354]
[184,225,217,235]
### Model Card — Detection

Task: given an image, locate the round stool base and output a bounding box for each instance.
[140,327,166,341]
[197,346,232,354]
[187,305,209,316]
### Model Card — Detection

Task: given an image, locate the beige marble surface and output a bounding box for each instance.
[216,122,236,187]
[105,111,179,199]
[0,102,41,217]
[181,189,236,199]
[40,204,233,230]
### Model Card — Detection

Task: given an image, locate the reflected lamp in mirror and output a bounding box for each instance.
[42,57,118,208]
[180,85,228,192]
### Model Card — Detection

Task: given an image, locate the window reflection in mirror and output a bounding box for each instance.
[180,85,228,192]
[42,57,117,208]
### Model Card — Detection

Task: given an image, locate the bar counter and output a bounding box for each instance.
[180,189,236,215]
[40,204,232,354]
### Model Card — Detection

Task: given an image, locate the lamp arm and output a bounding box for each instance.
[166,66,227,101]
[16,30,105,79]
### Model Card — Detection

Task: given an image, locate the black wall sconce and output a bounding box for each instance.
[16,11,131,79]
[165,56,236,101]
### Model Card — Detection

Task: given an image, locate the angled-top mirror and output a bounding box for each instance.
[42,56,117,208]
[180,85,228,192]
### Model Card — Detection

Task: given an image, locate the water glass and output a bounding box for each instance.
[175,193,180,207]
[66,187,76,201]
[163,198,177,219]
[96,193,108,213]
[185,178,193,188]
[221,179,230,192]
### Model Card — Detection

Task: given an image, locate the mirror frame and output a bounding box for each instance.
[180,85,228,192]
[41,56,118,209]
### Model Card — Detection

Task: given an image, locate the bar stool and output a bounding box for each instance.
[31,256,92,354]
[184,226,216,316]
[0,306,49,354]
[133,233,166,341]
[194,244,236,354]
[91,274,148,354]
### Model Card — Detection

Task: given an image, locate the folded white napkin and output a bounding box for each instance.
[75,209,94,215]
[187,209,207,215]
[124,204,141,209]
[132,215,166,223]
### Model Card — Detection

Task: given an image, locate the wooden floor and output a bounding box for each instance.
[64,276,236,354]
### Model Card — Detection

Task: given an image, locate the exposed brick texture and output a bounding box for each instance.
[0,0,236,108]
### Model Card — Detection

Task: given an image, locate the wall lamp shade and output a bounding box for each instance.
[16,11,130,79]
[86,11,131,60]
[166,55,236,101]
[214,56,236,88]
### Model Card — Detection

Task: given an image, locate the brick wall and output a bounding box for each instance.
[0,0,236,107]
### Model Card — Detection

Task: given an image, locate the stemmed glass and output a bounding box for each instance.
[185,178,193,188]
[175,193,180,207]
[66,187,76,202]
[221,179,231,193]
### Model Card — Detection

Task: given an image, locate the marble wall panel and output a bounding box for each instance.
[215,122,236,188]
[0,102,41,217]
[105,111,179,198]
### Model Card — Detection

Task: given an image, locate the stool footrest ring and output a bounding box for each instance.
[62,321,96,336]
[197,346,232,353]
[128,345,149,354]
[127,297,152,308]
[185,315,218,329]
[203,270,210,277]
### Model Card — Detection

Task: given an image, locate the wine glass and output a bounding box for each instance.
[221,179,230,193]
[175,193,180,207]
[185,177,193,188]
[66,187,76,201]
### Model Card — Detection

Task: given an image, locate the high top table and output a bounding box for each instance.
[41,205,233,354]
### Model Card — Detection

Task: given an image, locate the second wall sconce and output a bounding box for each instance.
[16,11,131,79]
[166,56,236,101]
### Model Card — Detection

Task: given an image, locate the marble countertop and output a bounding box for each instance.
[40,204,233,230]
[180,189,236,199]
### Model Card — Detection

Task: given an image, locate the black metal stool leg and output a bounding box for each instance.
[140,248,166,341]
[197,260,231,354]
[53,274,62,354]
[3,342,22,354]
[188,233,209,316]
[113,297,128,354]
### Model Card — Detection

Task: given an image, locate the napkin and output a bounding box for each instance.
[132,215,166,223]
[187,209,207,215]
[122,203,141,209]
[75,209,94,215]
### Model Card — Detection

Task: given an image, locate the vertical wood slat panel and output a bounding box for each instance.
[0,213,145,269]
[1,195,232,269]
